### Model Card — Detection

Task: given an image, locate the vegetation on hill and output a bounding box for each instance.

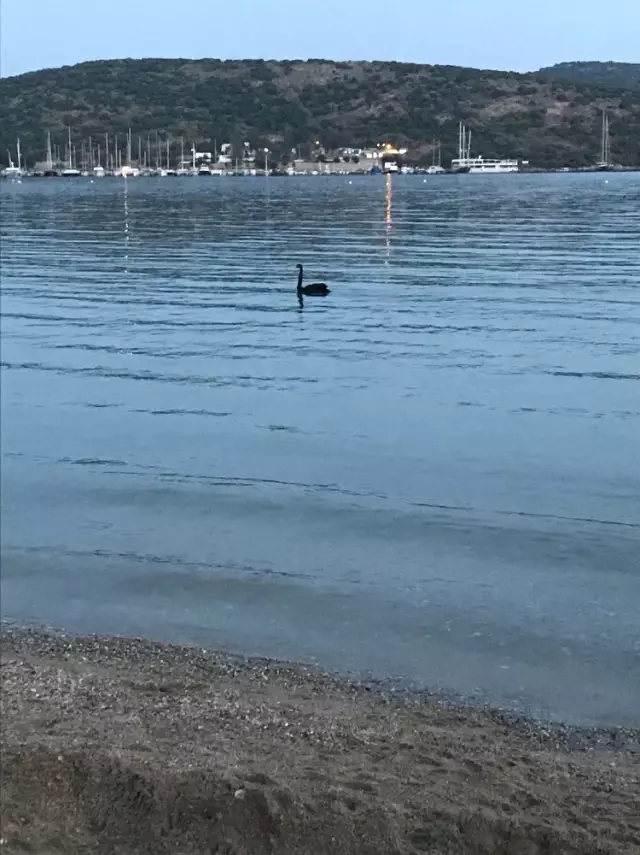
[539,61,640,91]
[1,58,639,169]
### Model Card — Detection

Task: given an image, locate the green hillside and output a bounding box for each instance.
[539,61,640,91]
[1,58,639,169]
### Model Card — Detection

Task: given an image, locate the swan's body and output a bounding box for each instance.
[296,264,330,296]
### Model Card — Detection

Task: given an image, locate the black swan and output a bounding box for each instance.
[296,263,330,296]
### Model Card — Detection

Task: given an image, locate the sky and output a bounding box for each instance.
[1,0,638,78]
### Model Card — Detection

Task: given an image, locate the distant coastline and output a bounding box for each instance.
[1,58,639,173]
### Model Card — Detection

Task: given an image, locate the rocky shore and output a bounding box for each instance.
[1,626,638,854]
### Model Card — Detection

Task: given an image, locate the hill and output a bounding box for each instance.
[539,61,640,91]
[1,58,639,169]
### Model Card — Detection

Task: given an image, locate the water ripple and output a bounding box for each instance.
[2,174,640,726]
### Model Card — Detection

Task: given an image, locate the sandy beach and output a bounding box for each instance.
[1,626,638,854]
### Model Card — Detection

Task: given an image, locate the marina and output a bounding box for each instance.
[3,110,633,179]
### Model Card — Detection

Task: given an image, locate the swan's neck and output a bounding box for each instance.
[297,266,303,288]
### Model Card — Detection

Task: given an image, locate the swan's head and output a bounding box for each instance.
[296,263,302,270]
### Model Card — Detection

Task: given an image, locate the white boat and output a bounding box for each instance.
[3,138,24,178]
[62,127,80,176]
[93,165,105,178]
[380,143,407,174]
[3,162,23,179]
[426,139,445,174]
[451,122,519,173]
[452,155,519,174]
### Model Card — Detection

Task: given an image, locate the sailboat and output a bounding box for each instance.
[177,137,189,176]
[44,131,58,176]
[61,127,81,176]
[426,138,445,174]
[595,109,614,171]
[165,138,177,175]
[451,123,472,173]
[451,122,519,174]
[3,138,24,178]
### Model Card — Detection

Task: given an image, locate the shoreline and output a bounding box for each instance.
[4,166,640,179]
[2,625,638,854]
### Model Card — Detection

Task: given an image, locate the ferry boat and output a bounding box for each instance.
[452,156,519,174]
[451,123,519,174]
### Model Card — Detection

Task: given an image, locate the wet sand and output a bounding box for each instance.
[1,626,638,854]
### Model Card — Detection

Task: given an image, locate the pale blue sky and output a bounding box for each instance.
[1,0,638,78]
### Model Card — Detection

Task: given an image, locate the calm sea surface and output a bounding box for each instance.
[1,174,639,726]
